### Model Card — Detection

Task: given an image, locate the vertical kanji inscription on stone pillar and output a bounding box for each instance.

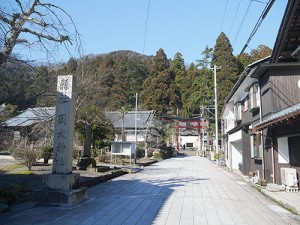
[52,75,76,174]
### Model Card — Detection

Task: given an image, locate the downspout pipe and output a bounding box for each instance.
[258,84,265,180]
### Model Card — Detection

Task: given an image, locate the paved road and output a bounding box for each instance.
[2,156,299,225]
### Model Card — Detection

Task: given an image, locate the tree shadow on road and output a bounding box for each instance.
[2,172,210,225]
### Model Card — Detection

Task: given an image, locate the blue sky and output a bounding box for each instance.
[4,0,288,64]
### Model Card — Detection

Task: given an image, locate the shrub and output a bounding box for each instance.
[9,139,37,171]
[136,148,145,158]
[153,152,162,159]
[37,146,53,164]
[160,146,173,159]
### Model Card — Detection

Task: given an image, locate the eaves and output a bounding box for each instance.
[227,122,251,135]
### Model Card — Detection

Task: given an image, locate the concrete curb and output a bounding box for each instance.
[261,189,300,215]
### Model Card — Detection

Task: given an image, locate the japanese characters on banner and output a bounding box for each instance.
[176,119,209,130]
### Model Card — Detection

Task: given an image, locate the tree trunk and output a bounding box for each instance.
[82,124,92,157]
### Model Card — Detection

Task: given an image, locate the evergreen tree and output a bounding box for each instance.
[110,55,149,110]
[181,47,215,117]
[97,56,115,109]
[212,32,239,116]
[140,48,180,116]
[237,52,252,71]
[195,46,214,112]
[172,52,186,89]
[181,63,199,115]
[172,52,186,114]
[197,45,213,69]
[250,44,272,62]
[237,45,272,70]
[66,57,78,75]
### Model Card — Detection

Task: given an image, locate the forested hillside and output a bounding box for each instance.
[0,33,272,119]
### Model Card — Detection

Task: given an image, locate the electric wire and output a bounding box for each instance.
[252,0,268,3]
[143,0,151,54]
[233,0,252,47]
[219,0,229,33]
[238,0,275,56]
[229,0,242,36]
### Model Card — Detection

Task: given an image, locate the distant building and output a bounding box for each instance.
[1,107,55,141]
[106,110,160,146]
[179,129,199,150]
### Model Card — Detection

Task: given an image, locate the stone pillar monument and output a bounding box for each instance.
[32,75,87,207]
[52,75,77,174]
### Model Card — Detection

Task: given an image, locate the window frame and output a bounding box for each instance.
[242,96,249,112]
[251,133,263,159]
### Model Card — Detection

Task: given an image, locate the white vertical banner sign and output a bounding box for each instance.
[52,75,76,174]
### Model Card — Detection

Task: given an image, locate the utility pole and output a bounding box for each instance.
[200,107,204,156]
[213,65,220,165]
[134,93,138,164]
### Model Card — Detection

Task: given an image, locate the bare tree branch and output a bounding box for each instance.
[15,0,25,15]
[0,0,81,65]
[21,27,70,43]
[22,15,48,27]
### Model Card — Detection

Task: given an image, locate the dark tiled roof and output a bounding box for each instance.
[253,103,300,130]
[271,0,300,63]
[106,111,155,129]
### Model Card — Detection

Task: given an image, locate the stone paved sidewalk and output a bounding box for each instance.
[2,156,299,225]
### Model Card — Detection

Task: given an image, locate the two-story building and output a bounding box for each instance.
[222,57,269,172]
[251,0,300,184]
[222,0,300,185]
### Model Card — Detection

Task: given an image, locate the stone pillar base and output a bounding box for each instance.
[32,173,88,207]
[42,173,80,191]
[32,187,88,208]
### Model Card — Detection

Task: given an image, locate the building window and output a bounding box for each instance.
[234,102,242,121]
[277,137,289,164]
[242,96,248,112]
[251,133,263,158]
[186,143,193,147]
[249,84,260,111]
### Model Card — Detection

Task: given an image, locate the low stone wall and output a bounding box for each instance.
[0,169,126,191]
[80,169,125,187]
[0,174,43,190]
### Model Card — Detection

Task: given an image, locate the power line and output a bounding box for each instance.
[239,0,275,56]
[252,0,268,3]
[233,0,253,47]
[143,0,151,54]
[219,0,229,33]
[229,0,242,36]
